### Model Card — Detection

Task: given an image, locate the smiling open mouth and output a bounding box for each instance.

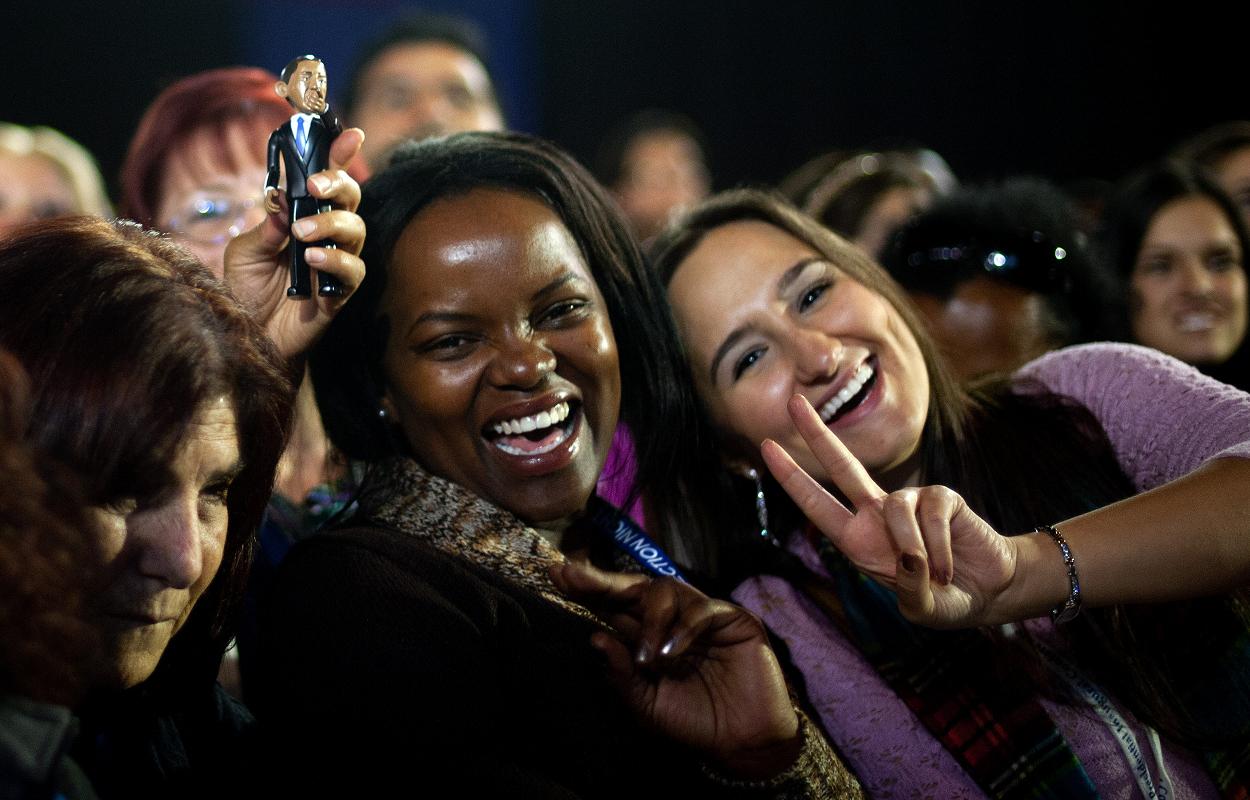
[1177,312,1219,333]
[486,401,577,456]
[818,361,877,424]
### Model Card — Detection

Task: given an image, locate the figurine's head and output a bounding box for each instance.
[276,56,328,116]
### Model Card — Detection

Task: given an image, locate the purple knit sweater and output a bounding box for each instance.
[734,343,1250,799]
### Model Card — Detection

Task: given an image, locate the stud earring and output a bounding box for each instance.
[377,407,388,420]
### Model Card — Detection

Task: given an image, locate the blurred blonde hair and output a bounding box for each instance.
[0,122,112,217]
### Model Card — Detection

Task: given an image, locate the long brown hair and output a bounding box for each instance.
[650,189,970,569]
[0,217,295,694]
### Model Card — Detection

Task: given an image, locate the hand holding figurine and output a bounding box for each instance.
[224,127,365,361]
[261,54,354,298]
[550,561,803,779]
[761,394,1018,629]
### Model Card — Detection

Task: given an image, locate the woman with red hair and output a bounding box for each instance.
[121,67,293,274]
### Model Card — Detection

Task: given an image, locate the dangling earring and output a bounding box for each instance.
[743,467,779,547]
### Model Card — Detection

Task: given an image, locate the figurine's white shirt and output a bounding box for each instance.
[289,114,317,160]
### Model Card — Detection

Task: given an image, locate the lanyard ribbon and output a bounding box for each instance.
[1034,636,1174,800]
[583,495,686,582]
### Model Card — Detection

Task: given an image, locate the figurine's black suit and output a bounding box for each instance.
[266,107,343,296]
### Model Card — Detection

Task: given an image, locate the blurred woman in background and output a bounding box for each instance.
[1098,160,1248,392]
[0,122,111,236]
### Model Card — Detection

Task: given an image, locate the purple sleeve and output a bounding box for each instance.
[1014,343,1250,492]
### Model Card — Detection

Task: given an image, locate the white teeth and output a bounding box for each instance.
[494,430,569,456]
[1178,313,1216,333]
[819,363,875,423]
[492,401,570,437]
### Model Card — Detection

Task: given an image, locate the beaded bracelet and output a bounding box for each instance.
[1036,524,1081,623]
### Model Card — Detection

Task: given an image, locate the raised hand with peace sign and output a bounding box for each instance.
[761,394,1025,629]
[761,392,1250,628]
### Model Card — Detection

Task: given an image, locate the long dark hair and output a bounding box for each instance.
[310,131,722,569]
[654,189,1248,748]
[0,217,294,696]
[1097,159,1250,391]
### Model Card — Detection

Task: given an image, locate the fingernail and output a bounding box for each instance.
[941,569,954,586]
[659,638,676,657]
[635,642,652,665]
[305,247,326,264]
[291,219,315,238]
[309,174,331,193]
[899,553,922,575]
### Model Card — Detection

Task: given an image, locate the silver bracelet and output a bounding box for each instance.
[1036,524,1081,623]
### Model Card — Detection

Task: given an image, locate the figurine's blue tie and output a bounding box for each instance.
[296,117,308,159]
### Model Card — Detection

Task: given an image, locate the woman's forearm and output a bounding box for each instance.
[997,457,1250,623]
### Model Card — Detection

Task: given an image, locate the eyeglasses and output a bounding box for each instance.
[164,193,265,245]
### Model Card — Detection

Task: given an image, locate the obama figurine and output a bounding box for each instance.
[266,54,344,297]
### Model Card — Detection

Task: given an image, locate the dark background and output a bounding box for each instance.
[5,1,1245,200]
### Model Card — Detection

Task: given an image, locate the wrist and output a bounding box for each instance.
[706,709,802,781]
[992,532,1073,624]
[1035,524,1081,622]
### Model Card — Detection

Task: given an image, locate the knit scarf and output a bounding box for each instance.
[807,533,1100,800]
[355,456,605,626]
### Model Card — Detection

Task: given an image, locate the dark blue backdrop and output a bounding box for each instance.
[5,1,1246,198]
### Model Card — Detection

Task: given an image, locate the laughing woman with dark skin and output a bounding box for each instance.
[254,132,859,797]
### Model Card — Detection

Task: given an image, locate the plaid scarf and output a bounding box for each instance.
[809,535,1100,800]
[1207,744,1250,800]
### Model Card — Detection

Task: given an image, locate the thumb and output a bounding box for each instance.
[228,211,289,262]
